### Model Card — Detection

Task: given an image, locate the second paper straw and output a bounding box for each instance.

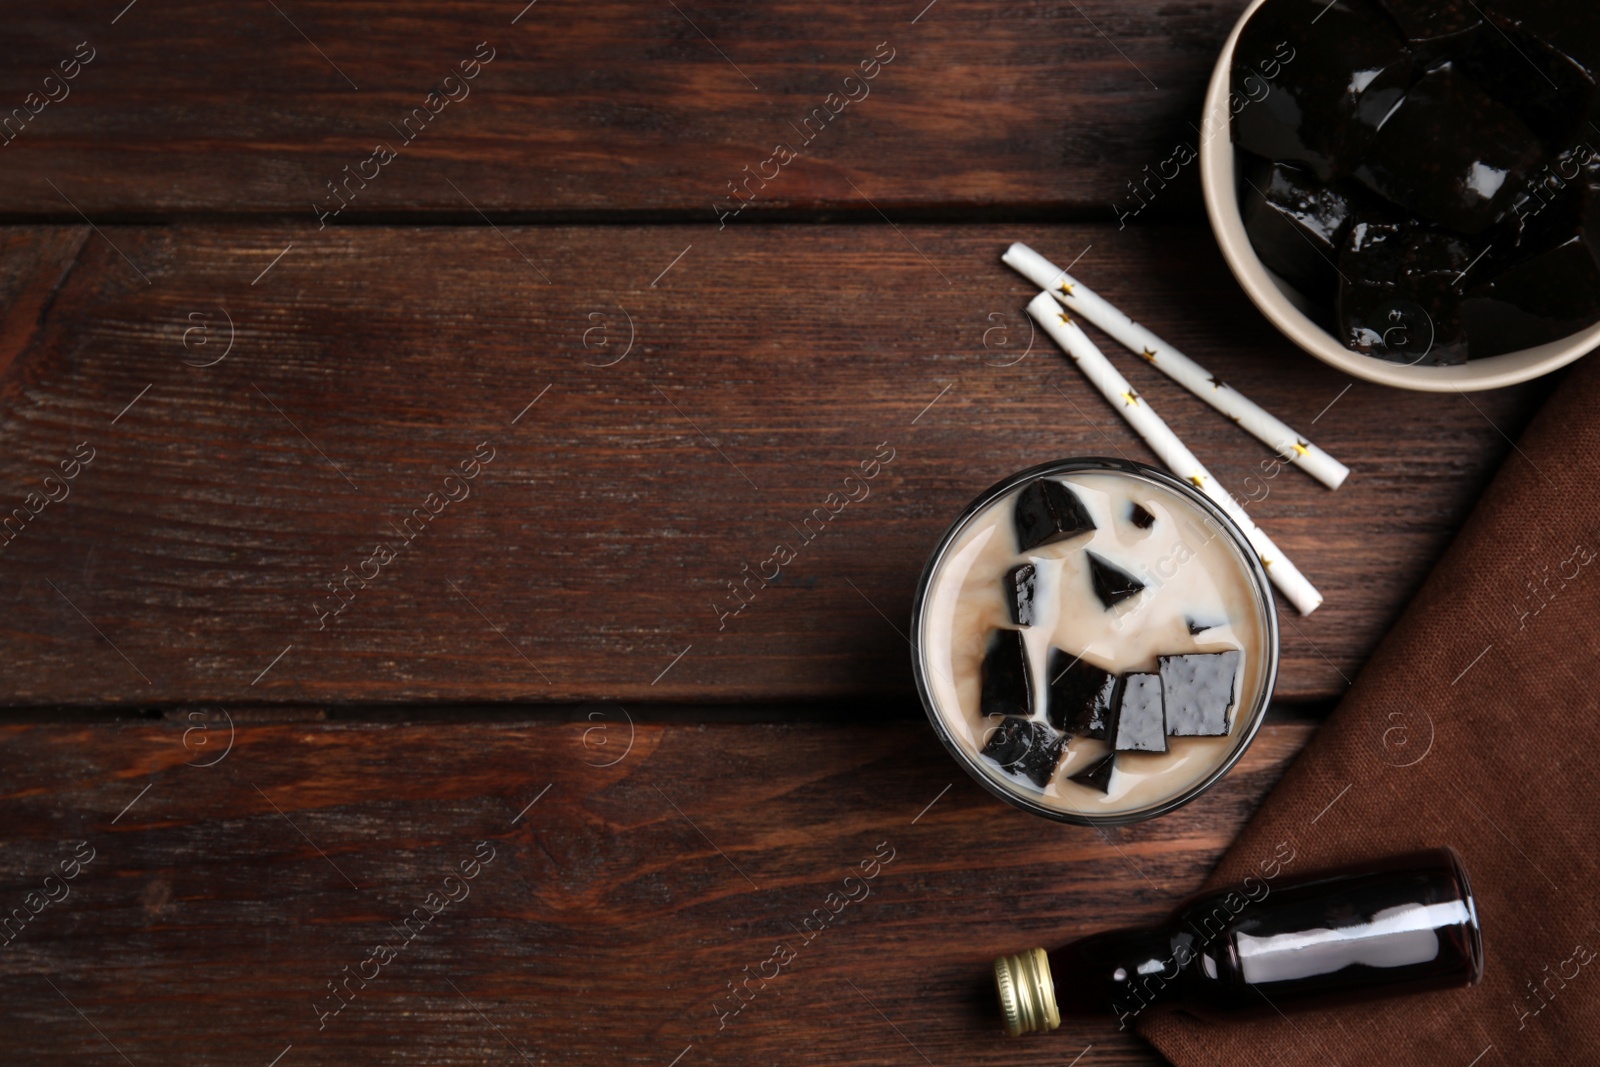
[1027,291,1322,615]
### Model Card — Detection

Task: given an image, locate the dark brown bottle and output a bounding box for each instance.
[994,848,1482,1036]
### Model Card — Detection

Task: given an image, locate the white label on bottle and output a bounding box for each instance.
[1234,901,1469,986]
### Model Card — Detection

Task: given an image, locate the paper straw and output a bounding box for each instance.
[1027,291,1323,615]
[1004,242,1350,491]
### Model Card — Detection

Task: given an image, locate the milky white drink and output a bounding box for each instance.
[917,463,1275,820]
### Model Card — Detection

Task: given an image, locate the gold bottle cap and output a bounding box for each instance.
[994,947,1061,1037]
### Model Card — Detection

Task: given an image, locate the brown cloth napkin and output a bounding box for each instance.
[1141,354,1600,1067]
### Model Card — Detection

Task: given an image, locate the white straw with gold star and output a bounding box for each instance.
[1027,291,1323,615]
[1004,242,1349,491]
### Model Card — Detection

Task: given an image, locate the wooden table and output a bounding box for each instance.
[0,3,1553,1064]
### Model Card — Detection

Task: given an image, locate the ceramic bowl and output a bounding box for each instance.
[1198,0,1600,392]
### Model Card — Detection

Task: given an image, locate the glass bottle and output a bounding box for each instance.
[994,847,1483,1036]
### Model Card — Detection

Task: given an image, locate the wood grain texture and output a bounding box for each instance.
[0,222,1546,707]
[1,0,1235,217]
[0,718,1317,1066]
[0,226,87,382]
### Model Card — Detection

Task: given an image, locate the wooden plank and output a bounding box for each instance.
[0,718,1315,1066]
[2,0,1237,216]
[0,222,1545,707]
